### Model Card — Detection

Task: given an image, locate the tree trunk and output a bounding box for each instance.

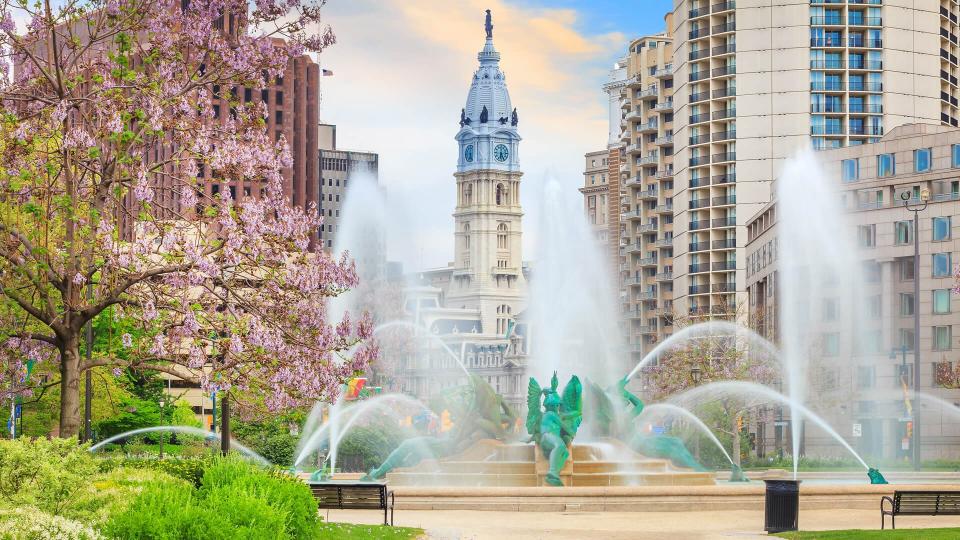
[59,336,82,438]
[731,414,741,466]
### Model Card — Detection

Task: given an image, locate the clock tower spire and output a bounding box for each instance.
[448,9,526,334]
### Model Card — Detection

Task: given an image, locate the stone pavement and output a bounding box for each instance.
[323,508,960,539]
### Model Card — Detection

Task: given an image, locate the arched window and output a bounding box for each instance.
[497,223,508,249]
[464,183,472,205]
[496,184,504,205]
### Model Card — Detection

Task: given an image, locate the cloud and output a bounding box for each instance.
[319,1,620,270]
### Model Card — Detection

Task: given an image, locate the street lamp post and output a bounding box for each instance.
[690,366,702,458]
[902,189,928,470]
[158,399,165,459]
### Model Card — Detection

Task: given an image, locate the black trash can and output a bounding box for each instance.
[763,479,801,533]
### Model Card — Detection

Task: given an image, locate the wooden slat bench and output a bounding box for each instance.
[881,490,960,529]
[307,481,394,526]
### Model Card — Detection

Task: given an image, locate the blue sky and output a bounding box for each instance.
[517,0,674,45]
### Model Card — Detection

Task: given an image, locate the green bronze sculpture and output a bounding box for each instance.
[584,376,709,473]
[526,372,582,486]
[361,375,516,481]
[868,467,888,484]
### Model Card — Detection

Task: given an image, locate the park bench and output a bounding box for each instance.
[307,481,395,526]
[881,490,960,529]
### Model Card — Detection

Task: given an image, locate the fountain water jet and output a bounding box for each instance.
[88,426,270,466]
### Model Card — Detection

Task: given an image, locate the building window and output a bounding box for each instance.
[275,110,283,124]
[823,333,840,356]
[899,329,915,351]
[857,366,875,389]
[899,257,915,281]
[822,298,838,321]
[857,224,875,247]
[934,289,952,314]
[953,144,960,168]
[877,153,895,177]
[496,184,504,205]
[899,293,915,316]
[497,223,508,249]
[276,91,284,105]
[868,295,882,319]
[934,326,953,351]
[894,221,912,245]
[933,216,951,241]
[933,253,952,277]
[842,159,859,182]
[915,148,932,172]
[463,223,470,250]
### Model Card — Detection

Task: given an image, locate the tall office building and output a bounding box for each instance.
[664,0,955,329]
[318,124,380,251]
[617,15,678,363]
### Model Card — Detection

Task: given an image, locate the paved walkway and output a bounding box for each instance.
[324,508,960,539]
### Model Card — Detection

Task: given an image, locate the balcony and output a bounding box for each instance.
[655,168,674,179]
[689,134,711,145]
[713,108,737,120]
[849,125,884,136]
[712,22,736,35]
[622,209,643,220]
[712,282,736,293]
[655,134,674,146]
[691,176,710,188]
[689,285,711,295]
[623,275,643,286]
[712,260,736,271]
[713,86,736,99]
[690,263,710,274]
[849,81,883,92]
[713,173,736,185]
[712,43,736,56]
[655,203,674,214]
[655,271,673,282]
[654,237,673,248]
[638,325,657,335]
[810,59,845,69]
[712,152,736,164]
[638,256,658,267]
[850,16,882,26]
[712,1,735,12]
[712,216,737,228]
[712,130,736,142]
[623,174,642,186]
[638,222,657,233]
[625,242,643,253]
[712,194,737,205]
[810,16,844,26]
[689,27,710,40]
[689,5,710,19]
[689,220,710,231]
[690,48,711,61]
[637,86,659,99]
[625,109,643,122]
[654,65,674,79]
[653,100,674,112]
[637,119,659,133]
[689,198,711,209]
[712,238,736,249]
[849,60,883,71]
[637,186,658,200]
[689,306,711,317]
[689,112,711,125]
[811,81,844,91]
[689,242,709,253]
[810,37,844,48]
[690,155,711,167]
[690,90,710,103]
[626,143,642,155]
[639,154,659,166]
[712,64,736,78]
[811,103,846,113]
[690,70,710,82]
[625,307,644,319]
[811,125,845,135]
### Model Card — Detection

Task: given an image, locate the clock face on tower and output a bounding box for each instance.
[494,143,509,162]
[464,144,474,162]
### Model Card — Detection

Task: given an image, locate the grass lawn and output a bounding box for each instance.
[775,528,960,539]
[317,521,423,539]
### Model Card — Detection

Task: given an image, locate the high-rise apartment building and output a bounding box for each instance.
[662,0,955,331]
[581,150,611,243]
[318,124,380,251]
[617,15,677,363]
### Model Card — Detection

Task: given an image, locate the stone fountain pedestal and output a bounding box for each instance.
[385,438,715,487]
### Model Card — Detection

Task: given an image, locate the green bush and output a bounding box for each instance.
[336,417,406,472]
[0,438,99,515]
[0,506,103,540]
[105,457,320,539]
[117,456,213,487]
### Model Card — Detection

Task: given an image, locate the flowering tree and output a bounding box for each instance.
[646,315,777,465]
[0,0,376,437]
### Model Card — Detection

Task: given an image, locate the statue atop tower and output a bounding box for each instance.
[485,9,493,39]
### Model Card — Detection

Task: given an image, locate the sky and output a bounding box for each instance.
[318,0,673,270]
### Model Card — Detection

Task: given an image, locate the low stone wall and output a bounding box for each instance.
[390,484,960,512]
